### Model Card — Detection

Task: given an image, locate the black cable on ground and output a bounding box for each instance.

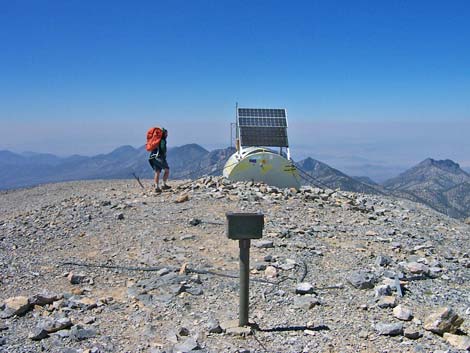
[298,258,308,283]
[60,261,290,285]
[251,329,269,352]
[59,261,342,290]
[61,261,169,272]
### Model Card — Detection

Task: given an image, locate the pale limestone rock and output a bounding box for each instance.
[443,333,470,350]
[2,296,30,317]
[175,194,190,203]
[393,305,413,321]
[404,262,429,275]
[377,296,397,309]
[264,266,278,278]
[424,307,464,335]
[296,282,314,295]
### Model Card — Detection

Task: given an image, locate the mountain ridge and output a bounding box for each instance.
[296,157,385,195]
[1,148,469,220]
[0,145,234,190]
[384,157,470,219]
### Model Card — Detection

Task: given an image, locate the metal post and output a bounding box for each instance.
[226,212,263,327]
[239,239,250,326]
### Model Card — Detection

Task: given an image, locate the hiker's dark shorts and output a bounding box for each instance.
[149,156,169,172]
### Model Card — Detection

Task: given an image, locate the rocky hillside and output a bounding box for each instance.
[0,145,235,190]
[1,178,469,352]
[353,176,379,186]
[384,158,470,219]
[296,157,384,195]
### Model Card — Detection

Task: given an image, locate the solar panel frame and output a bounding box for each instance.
[237,108,289,147]
[238,108,286,118]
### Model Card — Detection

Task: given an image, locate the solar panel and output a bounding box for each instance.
[238,108,286,118]
[239,127,288,147]
[238,117,287,127]
[237,108,289,147]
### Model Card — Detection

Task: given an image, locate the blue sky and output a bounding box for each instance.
[1,1,469,178]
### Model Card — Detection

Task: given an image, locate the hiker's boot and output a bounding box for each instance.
[162,184,171,190]
[155,186,162,193]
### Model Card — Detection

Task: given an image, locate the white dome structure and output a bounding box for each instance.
[223,107,301,189]
[223,147,300,189]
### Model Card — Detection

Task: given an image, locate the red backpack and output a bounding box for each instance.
[146,127,163,151]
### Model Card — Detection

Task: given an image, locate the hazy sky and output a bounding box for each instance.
[1,1,469,174]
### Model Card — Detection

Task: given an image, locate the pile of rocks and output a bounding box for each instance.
[0,177,469,352]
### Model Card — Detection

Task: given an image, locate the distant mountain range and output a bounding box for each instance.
[383,158,470,219]
[298,156,470,219]
[0,145,235,190]
[1,145,469,220]
[295,157,384,195]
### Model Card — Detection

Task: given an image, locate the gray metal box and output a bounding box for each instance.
[226,212,264,240]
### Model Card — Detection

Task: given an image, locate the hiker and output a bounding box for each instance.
[148,127,171,193]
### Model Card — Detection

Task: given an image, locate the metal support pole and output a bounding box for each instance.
[239,239,251,326]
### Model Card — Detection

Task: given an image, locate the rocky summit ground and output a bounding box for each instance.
[1,177,469,353]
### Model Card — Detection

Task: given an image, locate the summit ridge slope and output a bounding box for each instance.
[0,177,469,352]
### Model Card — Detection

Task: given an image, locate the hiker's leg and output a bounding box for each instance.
[163,168,169,184]
[160,168,171,190]
[154,170,161,187]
